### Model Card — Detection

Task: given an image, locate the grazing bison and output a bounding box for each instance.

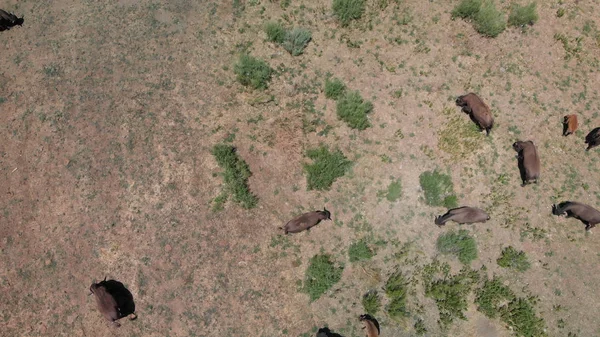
[563,114,578,136]
[435,206,490,226]
[585,127,600,151]
[512,141,541,186]
[316,327,345,337]
[456,93,494,136]
[359,314,380,337]
[0,9,24,31]
[552,201,600,231]
[90,278,137,327]
[281,208,331,234]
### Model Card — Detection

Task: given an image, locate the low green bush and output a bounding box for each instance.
[452,0,482,19]
[497,246,530,272]
[362,290,381,315]
[234,54,273,90]
[475,277,515,318]
[336,90,373,130]
[385,271,409,318]
[303,254,344,301]
[264,21,286,43]
[508,2,538,27]
[304,146,352,191]
[419,170,458,208]
[332,0,366,27]
[324,77,346,99]
[211,144,258,209]
[349,240,374,262]
[436,230,478,265]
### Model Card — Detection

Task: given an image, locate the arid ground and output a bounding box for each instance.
[1,1,600,336]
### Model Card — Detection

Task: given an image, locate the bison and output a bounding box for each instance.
[456,93,494,136]
[0,9,24,31]
[552,201,600,231]
[435,206,490,226]
[281,208,331,234]
[359,314,380,337]
[563,114,578,136]
[585,127,600,151]
[513,141,541,186]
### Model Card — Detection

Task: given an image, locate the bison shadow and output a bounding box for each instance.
[316,327,345,337]
[96,279,136,318]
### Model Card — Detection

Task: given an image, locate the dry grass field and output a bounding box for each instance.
[1,0,600,336]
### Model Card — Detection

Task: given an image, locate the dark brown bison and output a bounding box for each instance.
[434,206,490,226]
[512,141,540,186]
[456,93,494,136]
[585,127,600,151]
[563,114,578,136]
[0,9,24,31]
[90,278,137,327]
[359,314,380,337]
[281,208,331,234]
[552,201,600,231]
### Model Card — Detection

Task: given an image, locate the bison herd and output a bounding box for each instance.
[3,7,600,336]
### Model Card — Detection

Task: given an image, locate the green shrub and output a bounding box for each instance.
[282,28,312,56]
[419,170,458,208]
[414,318,427,335]
[424,266,480,327]
[324,77,346,99]
[385,271,409,318]
[336,90,373,130]
[475,277,515,318]
[508,2,538,27]
[451,0,482,19]
[264,21,286,43]
[234,54,273,90]
[349,240,374,262]
[497,246,530,272]
[332,0,366,27]
[500,297,547,337]
[304,146,352,191]
[473,1,506,37]
[303,254,344,301]
[211,144,258,209]
[378,178,403,202]
[362,290,381,315]
[436,230,478,265]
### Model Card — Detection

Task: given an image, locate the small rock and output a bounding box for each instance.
[165,244,172,252]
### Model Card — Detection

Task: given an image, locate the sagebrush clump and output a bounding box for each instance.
[264,21,286,43]
[508,2,538,27]
[234,54,272,90]
[452,0,482,19]
[348,240,374,262]
[336,90,373,130]
[304,146,352,190]
[211,144,258,209]
[474,1,506,37]
[436,230,478,265]
[332,0,366,27]
[419,170,458,208]
[385,271,409,319]
[362,290,381,315]
[303,254,344,301]
[282,28,312,56]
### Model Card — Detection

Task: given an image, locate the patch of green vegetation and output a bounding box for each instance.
[414,318,427,335]
[303,254,344,301]
[336,91,373,130]
[497,246,530,272]
[349,240,374,262]
[438,107,483,160]
[332,0,366,27]
[475,277,515,318]
[554,33,583,61]
[508,2,538,27]
[362,290,381,315]
[283,28,312,56]
[378,179,403,202]
[211,144,258,209]
[419,170,458,208]
[436,230,478,265]
[304,146,352,191]
[264,21,286,43]
[501,297,547,337]
[423,263,480,328]
[324,77,346,99]
[385,271,409,319]
[474,1,506,38]
[451,0,482,19]
[234,54,273,90]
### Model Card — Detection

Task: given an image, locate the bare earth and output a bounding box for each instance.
[1,1,600,336]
